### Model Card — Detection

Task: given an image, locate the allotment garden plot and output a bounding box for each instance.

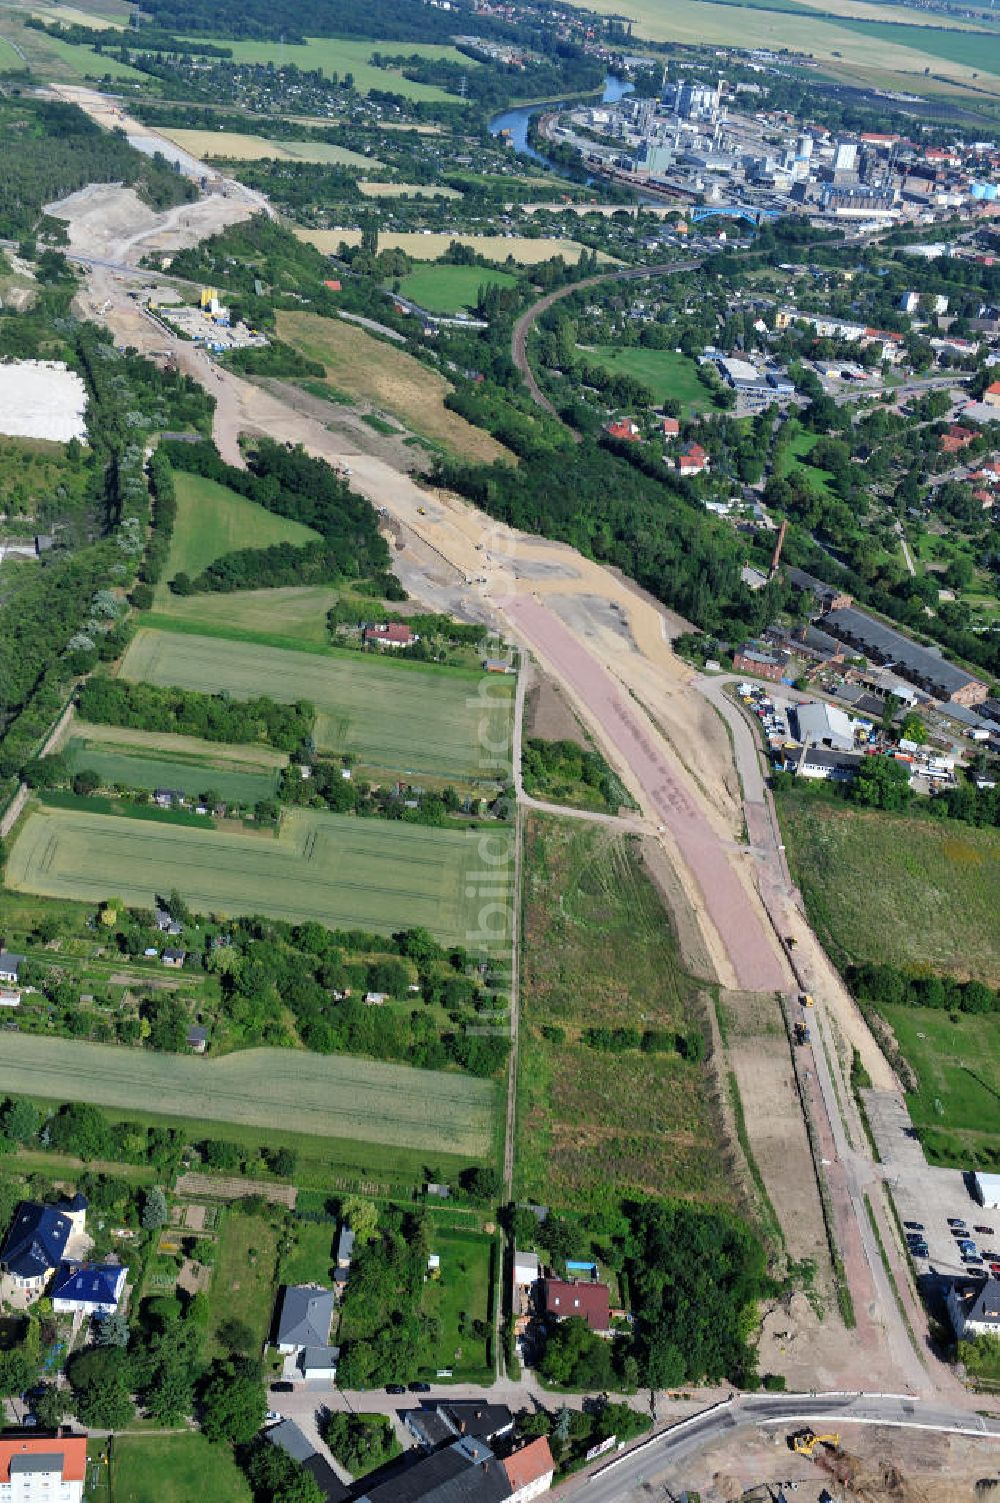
[7,805,507,948]
[0,1034,493,1157]
[121,627,512,783]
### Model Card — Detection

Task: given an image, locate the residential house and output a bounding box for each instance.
[939,425,976,455]
[0,953,24,986]
[0,988,20,1009]
[542,1278,611,1334]
[275,1285,334,1355]
[425,1183,451,1200]
[513,1251,540,1289]
[153,789,185,808]
[604,418,641,442]
[364,623,415,648]
[0,1197,87,1304]
[982,380,1000,410]
[948,1276,1000,1339]
[299,1346,339,1383]
[677,442,709,476]
[822,607,988,705]
[661,415,680,437]
[356,1436,510,1503]
[154,908,183,936]
[186,1025,208,1054]
[161,950,186,969]
[0,1434,88,1503]
[406,1403,515,1453]
[502,1438,556,1503]
[732,646,789,683]
[50,1262,126,1317]
[266,1420,349,1503]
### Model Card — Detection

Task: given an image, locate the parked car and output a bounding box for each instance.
[270,1382,294,1393]
[263,1412,282,1426]
[974,1225,995,1235]
[989,1262,1000,1275]
[904,1221,925,1231]
[409,1381,432,1393]
[948,1218,967,1228]
[385,1384,406,1395]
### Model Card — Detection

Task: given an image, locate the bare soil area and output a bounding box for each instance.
[46,183,250,263]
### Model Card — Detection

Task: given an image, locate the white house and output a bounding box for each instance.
[975,1171,1000,1210]
[0,1435,87,1503]
[51,1261,126,1317]
[948,1277,1000,1340]
[0,953,24,985]
[513,1251,540,1288]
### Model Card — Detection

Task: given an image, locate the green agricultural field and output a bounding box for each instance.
[777,795,1000,984]
[398,264,520,316]
[7,803,510,948]
[0,1032,495,1156]
[835,17,1000,75]
[150,585,341,644]
[62,734,279,805]
[880,1005,1000,1169]
[581,346,714,414]
[517,816,733,1214]
[208,1211,281,1356]
[120,626,513,782]
[157,471,319,602]
[196,36,473,101]
[420,1228,494,1379]
[112,1434,250,1503]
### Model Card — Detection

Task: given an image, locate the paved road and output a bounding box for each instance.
[564,1392,1000,1501]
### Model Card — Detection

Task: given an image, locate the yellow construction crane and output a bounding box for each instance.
[788,1430,840,1457]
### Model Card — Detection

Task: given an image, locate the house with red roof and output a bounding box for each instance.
[661,415,680,437]
[542,1277,611,1333]
[0,1433,87,1503]
[983,380,1000,410]
[502,1436,555,1502]
[364,622,415,648]
[940,425,976,455]
[677,442,710,476]
[605,418,642,442]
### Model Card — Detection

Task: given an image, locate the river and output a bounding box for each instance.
[488,73,633,172]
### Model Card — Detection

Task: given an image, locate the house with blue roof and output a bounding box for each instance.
[51,1261,127,1317]
[0,1196,88,1305]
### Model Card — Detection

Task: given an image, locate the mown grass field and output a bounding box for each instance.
[156,470,319,601]
[516,816,734,1214]
[280,1221,335,1286]
[419,1228,494,1379]
[120,625,513,781]
[581,346,714,413]
[276,310,507,463]
[204,35,474,101]
[359,181,462,198]
[148,584,341,644]
[881,1005,1000,1168]
[398,264,520,315]
[777,795,1000,984]
[7,803,509,948]
[63,734,279,804]
[156,127,379,169]
[0,1032,495,1155]
[208,1211,281,1357]
[296,229,617,266]
[112,1434,250,1503]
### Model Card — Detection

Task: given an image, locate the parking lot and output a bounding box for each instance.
[864,1089,1000,1281]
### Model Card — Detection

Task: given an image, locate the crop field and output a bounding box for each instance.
[581,346,714,413]
[276,311,508,463]
[156,470,319,602]
[150,584,342,644]
[0,1031,495,1155]
[62,733,279,804]
[517,816,734,1214]
[835,16,1000,73]
[777,795,1000,984]
[112,1434,250,1503]
[880,1005,1000,1169]
[155,128,379,169]
[297,229,618,266]
[358,181,461,198]
[7,803,510,949]
[194,35,473,101]
[578,0,1000,91]
[398,264,520,315]
[120,625,513,780]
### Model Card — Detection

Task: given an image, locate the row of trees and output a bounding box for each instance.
[849,962,1000,1016]
[78,678,314,755]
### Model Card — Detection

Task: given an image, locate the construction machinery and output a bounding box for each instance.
[788,1429,840,1457]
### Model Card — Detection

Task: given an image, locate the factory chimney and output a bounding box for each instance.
[769,517,788,578]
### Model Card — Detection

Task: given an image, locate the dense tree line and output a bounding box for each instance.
[432,441,779,636]
[279,760,477,824]
[334,1205,432,1386]
[161,439,392,589]
[849,962,1000,1015]
[0,96,193,240]
[78,678,313,754]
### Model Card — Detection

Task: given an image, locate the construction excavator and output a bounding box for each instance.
[788,1429,841,1457]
